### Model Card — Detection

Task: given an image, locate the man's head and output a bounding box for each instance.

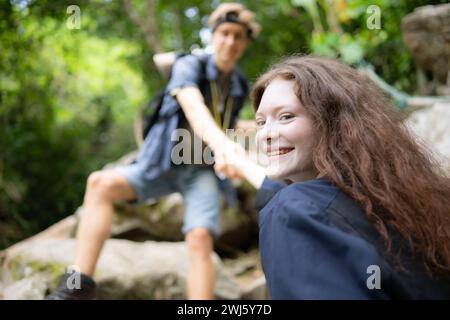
[208,3,260,72]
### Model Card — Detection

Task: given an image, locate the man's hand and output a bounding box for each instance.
[213,140,246,180]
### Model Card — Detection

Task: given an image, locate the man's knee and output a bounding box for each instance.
[186,228,213,255]
[86,171,120,201]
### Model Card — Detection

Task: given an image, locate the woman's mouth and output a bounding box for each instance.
[266,148,294,157]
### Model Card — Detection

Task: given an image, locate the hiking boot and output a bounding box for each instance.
[45,271,96,300]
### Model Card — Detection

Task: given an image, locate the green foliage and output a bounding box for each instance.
[288,0,449,91]
[0,0,146,248]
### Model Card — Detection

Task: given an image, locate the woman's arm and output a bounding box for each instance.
[233,153,266,189]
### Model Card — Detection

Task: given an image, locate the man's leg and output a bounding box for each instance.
[74,170,137,276]
[185,227,215,299]
[180,168,221,300]
[46,169,137,299]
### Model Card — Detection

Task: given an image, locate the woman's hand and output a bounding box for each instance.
[213,139,266,189]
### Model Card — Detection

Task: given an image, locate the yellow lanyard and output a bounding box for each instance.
[210,80,233,131]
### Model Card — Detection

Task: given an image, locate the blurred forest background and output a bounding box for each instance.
[1,0,448,249]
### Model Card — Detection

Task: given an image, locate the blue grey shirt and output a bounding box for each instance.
[256,176,450,299]
[135,54,248,206]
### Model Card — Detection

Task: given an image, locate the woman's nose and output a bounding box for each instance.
[257,122,279,147]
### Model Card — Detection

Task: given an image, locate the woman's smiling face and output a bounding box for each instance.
[255,77,318,182]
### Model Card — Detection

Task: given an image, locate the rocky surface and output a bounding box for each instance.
[401,3,450,95]
[1,239,261,300]
[0,162,265,300]
[405,102,450,173]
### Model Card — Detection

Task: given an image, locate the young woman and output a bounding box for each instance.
[224,55,450,299]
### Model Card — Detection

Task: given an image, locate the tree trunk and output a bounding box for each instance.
[123,0,165,53]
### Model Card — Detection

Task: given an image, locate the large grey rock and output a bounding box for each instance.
[1,239,241,300]
[108,188,257,246]
[405,102,450,173]
[2,273,51,300]
[401,4,450,95]
[98,150,259,248]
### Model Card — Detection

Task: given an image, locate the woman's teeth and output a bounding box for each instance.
[267,148,294,156]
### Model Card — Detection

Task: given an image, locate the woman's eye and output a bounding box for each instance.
[256,119,265,126]
[280,114,294,121]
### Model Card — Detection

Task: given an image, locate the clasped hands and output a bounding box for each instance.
[213,139,247,180]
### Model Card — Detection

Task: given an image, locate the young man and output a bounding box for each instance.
[46,3,260,300]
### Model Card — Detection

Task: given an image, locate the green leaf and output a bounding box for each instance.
[339,41,364,64]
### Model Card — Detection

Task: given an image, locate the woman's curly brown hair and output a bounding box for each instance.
[253,55,450,278]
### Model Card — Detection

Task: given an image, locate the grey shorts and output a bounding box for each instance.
[115,164,221,236]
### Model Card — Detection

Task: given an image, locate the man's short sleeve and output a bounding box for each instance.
[166,55,202,96]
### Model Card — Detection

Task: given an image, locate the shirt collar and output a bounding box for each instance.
[206,54,245,97]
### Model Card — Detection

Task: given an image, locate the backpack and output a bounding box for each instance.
[135,52,207,146]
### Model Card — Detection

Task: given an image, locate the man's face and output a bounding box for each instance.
[211,22,249,67]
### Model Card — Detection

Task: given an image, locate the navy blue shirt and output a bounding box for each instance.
[256,177,450,299]
[134,54,248,206]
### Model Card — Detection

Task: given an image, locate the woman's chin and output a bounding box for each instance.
[266,168,289,181]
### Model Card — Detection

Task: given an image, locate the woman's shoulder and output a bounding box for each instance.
[256,176,341,214]
[279,179,375,238]
[281,178,340,205]
[274,178,341,218]
[256,176,343,224]
[255,177,287,210]
[257,176,379,229]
